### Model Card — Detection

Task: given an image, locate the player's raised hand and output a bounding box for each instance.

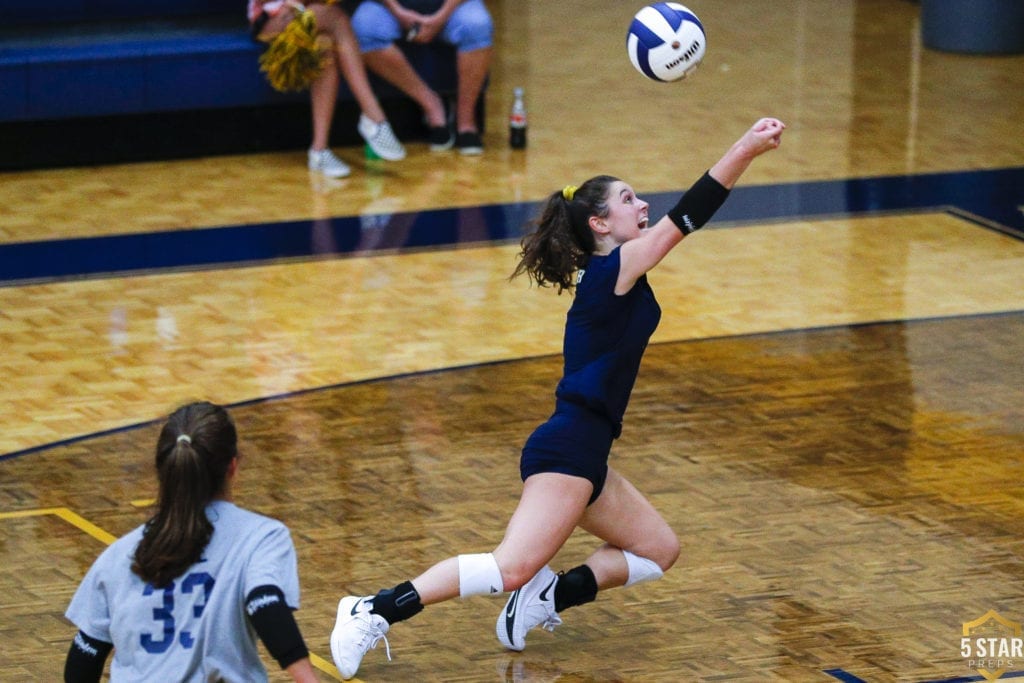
[741,117,786,156]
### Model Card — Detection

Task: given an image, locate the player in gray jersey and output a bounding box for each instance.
[64,401,318,683]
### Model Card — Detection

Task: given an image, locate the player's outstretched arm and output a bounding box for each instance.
[662,116,786,234]
[707,117,786,190]
[618,117,786,289]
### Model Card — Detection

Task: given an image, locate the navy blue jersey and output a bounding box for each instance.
[554,247,661,435]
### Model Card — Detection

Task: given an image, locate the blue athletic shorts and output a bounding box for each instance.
[351,0,494,53]
[520,401,616,505]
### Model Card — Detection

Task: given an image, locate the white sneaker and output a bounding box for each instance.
[358,115,406,161]
[330,596,391,680]
[308,148,351,178]
[496,566,562,651]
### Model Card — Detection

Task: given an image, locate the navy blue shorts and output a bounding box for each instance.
[520,401,616,505]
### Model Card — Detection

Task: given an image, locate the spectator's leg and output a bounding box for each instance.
[442,0,494,134]
[309,53,339,151]
[312,4,388,124]
[455,47,491,134]
[362,46,447,127]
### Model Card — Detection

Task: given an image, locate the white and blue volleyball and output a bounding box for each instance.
[627,3,706,82]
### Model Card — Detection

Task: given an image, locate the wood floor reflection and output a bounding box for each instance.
[3,313,1023,681]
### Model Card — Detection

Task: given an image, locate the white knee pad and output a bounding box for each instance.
[458,553,504,598]
[623,551,664,587]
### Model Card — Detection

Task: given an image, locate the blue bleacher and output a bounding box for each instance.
[0,0,460,123]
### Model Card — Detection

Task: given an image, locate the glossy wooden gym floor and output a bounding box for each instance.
[2,1,1023,680]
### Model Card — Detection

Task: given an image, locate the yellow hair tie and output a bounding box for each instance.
[562,185,577,201]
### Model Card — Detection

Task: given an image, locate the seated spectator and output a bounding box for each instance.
[350,0,493,155]
[250,0,407,177]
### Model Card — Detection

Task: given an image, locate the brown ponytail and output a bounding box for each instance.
[512,175,617,293]
[131,402,237,587]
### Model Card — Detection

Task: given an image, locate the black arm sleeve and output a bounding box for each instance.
[245,585,309,670]
[64,631,113,683]
[666,171,731,235]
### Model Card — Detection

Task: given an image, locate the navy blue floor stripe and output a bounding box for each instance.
[823,669,868,682]
[2,167,1021,287]
[826,668,1024,682]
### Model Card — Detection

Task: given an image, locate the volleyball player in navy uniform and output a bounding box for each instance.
[64,402,318,683]
[329,117,786,679]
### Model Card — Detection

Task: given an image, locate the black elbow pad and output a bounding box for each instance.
[246,585,309,669]
[65,631,113,683]
[667,171,731,235]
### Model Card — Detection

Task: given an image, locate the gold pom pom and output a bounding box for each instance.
[258,10,327,93]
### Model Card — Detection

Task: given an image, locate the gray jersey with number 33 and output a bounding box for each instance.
[66,500,300,682]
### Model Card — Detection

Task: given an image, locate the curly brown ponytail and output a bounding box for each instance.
[512,175,617,293]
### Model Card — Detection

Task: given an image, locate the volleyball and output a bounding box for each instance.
[626,3,706,82]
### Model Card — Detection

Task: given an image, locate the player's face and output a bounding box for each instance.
[602,182,649,243]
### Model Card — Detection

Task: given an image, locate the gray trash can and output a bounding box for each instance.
[921,0,1024,54]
